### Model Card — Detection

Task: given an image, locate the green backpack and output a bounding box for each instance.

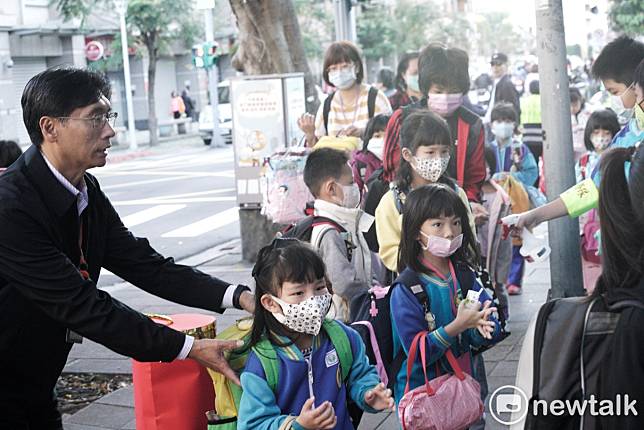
[207,319,353,429]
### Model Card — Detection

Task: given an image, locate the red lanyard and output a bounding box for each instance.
[78,217,90,281]
[420,257,459,316]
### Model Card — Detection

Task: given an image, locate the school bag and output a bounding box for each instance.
[349,262,502,391]
[361,167,390,252]
[207,319,353,429]
[277,211,353,262]
[523,295,644,430]
[322,86,378,136]
[350,149,382,201]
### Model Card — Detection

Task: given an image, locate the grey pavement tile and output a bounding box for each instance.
[63,423,114,430]
[358,411,398,429]
[65,403,134,428]
[63,358,132,374]
[121,418,137,430]
[487,376,520,392]
[490,360,520,378]
[96,386,134,407]
[68,340,126,360]
[507,345,523,361]
[483,345,513,362]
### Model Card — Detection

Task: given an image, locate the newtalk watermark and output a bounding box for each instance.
[489,385,638,426]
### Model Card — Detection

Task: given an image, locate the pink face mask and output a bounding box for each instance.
[419,232,463,257]
[427,93,463,117]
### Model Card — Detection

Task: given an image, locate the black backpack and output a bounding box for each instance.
[361,167,389,253]
[525,295,644,430]
[278,215,354,262]
[349,263,479,391]
[323,86,378,135]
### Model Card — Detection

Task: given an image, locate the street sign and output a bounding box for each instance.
[85,41,104,62]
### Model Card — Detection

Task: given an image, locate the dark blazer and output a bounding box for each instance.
[494,74,521,122]
[0,146,230,415]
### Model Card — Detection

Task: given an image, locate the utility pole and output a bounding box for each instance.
[535,0,584,298]
[116,0,137,150]
[199,0,222,147]
[334,0,356,42]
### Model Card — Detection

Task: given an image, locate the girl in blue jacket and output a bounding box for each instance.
[391,184,503,404]
[238,238,394,430]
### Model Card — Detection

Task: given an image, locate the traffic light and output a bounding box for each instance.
[203,41,219,68]
[192,44,205,68]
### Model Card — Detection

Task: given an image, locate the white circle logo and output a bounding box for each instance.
[489,384,529,425]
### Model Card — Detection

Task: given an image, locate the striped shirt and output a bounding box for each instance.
[314,84,392,138]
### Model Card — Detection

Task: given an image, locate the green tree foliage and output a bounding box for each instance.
[293,0,334,61]
[357,4,397,60]
[609,0,644,36]
[473,11,524,57]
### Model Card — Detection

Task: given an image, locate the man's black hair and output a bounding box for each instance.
[529,80,540,95]
[591,36,644,85]
[21,67,112,146]
[303,148,349,197]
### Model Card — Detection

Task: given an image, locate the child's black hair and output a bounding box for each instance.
[583,109,620,151]
[303,147,349,197]
[591,36,644,85]
[397,184,480,274]
[490,102,519,135]
[635,58,644,92]
[529,80,539,95]
[0,140,22,168]
[569,87,585,113]
[250,238,327,348]
[361,114,390,151]
[396,110,455,194]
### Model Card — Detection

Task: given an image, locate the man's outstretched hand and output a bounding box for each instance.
[188,338,244,385]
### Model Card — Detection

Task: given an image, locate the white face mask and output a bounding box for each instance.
[336,182,361,208]
[590,134,611,151]
[412,155,450,182]
[329,66,357,90]
[491,121,514,140]
[611,83,633,111]
[367,137,385,160]
[270,293,332,335]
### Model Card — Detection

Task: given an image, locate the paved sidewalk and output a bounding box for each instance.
[62,233,552,429]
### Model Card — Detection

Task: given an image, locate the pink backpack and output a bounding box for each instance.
[398,332,483,430]
[350,149,382,198]
[581,209,600,264]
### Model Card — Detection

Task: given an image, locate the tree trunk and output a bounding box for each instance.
[146,37,159,146]
[228,0,319,113]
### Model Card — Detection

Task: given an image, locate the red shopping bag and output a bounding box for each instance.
[132,314,216,430]
[398,332,483,430]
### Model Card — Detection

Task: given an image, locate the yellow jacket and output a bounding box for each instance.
[375,185,476,272]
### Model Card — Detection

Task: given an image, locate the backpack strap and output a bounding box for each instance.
[367,86,378,119]
[391,186,405,215]
[579,153,590,180]
[323,92,336,136]
[322,320,353,382]
[456,116,469,187]
[252,339,280,392]
[310,217,353,262]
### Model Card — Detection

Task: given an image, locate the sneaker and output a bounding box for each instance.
[507,284,522,295]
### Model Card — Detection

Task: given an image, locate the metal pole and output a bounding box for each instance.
[334,0,353,41]
[535,0,584,298]
[118,2,137,150]
[204,7,222,147]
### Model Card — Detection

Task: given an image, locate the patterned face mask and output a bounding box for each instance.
[412,155,450,182]
[270,293,332,335]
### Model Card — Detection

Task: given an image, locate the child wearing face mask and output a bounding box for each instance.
[303,148,375,321]
[390,184,502,406]
[375,110,476,273]
[238,239,394,430]
[350,114,390,198]
[489,102,538,296]
[575,109,621,293]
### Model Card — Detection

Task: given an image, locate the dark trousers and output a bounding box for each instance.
[508,245,525,286]
[0,374,63,430]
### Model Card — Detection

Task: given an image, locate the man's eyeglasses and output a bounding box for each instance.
[56,112,118,129]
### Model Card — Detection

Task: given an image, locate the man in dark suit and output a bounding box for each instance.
[484,52,522,127]
[0,67,254,429]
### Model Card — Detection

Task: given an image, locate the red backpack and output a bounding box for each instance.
[350,149,382,199]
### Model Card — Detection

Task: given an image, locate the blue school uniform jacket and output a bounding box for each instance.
[238,320,381,430]
[490,138,539,187]
[390,266,502,404]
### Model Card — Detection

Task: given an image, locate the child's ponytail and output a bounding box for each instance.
[596,146,644,294]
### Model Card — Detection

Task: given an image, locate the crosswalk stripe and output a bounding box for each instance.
[120,204,186,228]
[112,196,236,206]
[161,207,239,238]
